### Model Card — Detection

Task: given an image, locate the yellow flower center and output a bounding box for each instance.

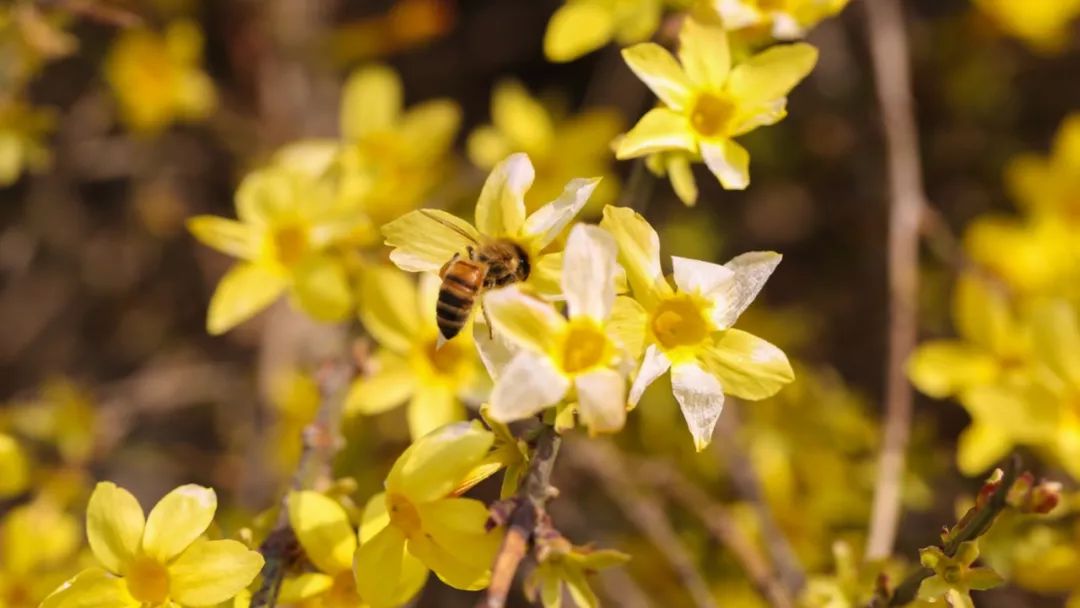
[386,492,423,537]
[558,319,611,375]
[651,293,712,350]
[326,569,361,607]
[271,223,310,267]
[425,338,465,376]
[126,555,170,604]
[942,565,963,585]
[689,93,737,139]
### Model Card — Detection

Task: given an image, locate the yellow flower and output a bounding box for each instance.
[0,432,29,498]
[600,206,794,450]
[346,268,488,438]
[1007,113,1080,227]
[0,97,53,186]
[616,17,817,196]
[543,0,666,63]
[973,0,1080,54]
[382,152,600,307]
[523,538,630,608]
[104,20,215,134]
[916,541,1003,608]
[187,166,365,334]
[468,79,623,214]
[267,370,321,473]
[712,0,850,39]
[354,422,503,607]
[0,499,80,607]
[42,482,264,607]
[482,225,633,434]
[280,491,367,607]
[963,214,1080,299]
[2,378,96,466]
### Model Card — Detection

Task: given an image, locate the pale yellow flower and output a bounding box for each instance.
[279,491,368,607]
[712,0,850,39]
[0,432,29,498]
[543,0,666,63]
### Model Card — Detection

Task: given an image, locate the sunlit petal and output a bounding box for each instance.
[671,361,725,451]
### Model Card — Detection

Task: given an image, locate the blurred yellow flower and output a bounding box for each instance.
[712,0,850,40]
[543,0,666,63]
[523,537,630,608]
[482,224,633,434]
[104,20,215,134]
[267,370,321,473]
[917,541,1003,608]
[42,482,263,608]
[0,432,29,498]
[0,499,80,607]
[347,267,488,438]
[963,214,1080,299]
[973,0,1080,53]
[617,17,817,198]
[1007,113,1080,227]
[468,80,622,214]
[600,206,794,450]
[2,378,96,466]
[281,491,365,607]
[354,422,503,607]
[383,152,600,304]
[0,97,53,186]
[188,166,367,334]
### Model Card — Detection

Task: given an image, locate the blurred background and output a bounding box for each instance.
[1,0,1079,606]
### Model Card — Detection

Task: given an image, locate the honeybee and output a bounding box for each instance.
[421,210,531,341]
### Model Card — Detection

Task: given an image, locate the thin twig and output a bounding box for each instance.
[484,424,562,608]
[567,440,718,608]
[716,403,806,596]
[640,459,795,608]
[250,358,352,608]
[862,0,927,561]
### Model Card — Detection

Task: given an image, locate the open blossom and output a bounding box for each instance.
[279,491,365,607]
[354,422,503,607]
[713,0,850,40]
[616,17,817,198]
[483,224,634,434]
[601,206,793,450]
[382,152,600,301]
[347,268,488,438]
[41,482,263,608]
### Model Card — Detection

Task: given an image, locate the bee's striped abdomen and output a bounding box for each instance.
[437,260,485,340]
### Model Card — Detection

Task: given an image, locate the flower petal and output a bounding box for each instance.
[341,65,402,140]
[629,344,671,406]
[142,484,217,563]
[666,152,699,205]
[383,209,480,273]
[386,421,495,503]
[206,262,287,335]
[411,497,502,590]
[576,369,628,434]
[475,153,532,236]
[397,99,462,164]
[907,341,998,399]
[357,266,421,353]
[615,108,695,159]
[678,17,731,89]
[489,351,569,423]
[491,80,554,153]
[671,361,725,451]
[713,251,782,328]
[40,568,139,608]
[484,286,564,354]
[345,354,416,416]
[186,216,258,260]
[522,177,601,248]
[168,539,264,606]
[672,256,735,297]
[563,224,618,320]
[279,573,334,603]
[620,43,693,111]
[1031,300,1080,386]
[289,255,352,322]
[957,423,1013,477]
[360,492,390,544]
[354,526,427,608]
[288,491,356,574]
[701,139,750,190]
[700,330,793,400]
[609,296,648,360]
[727,42,818,107]
[408,385,465,439]
[543,2,616,62]
[86,482,145,575]
[234,168,301,226]
[600,206,666,308]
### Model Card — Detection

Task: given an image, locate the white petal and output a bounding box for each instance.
[671,362,725,451]
[628,344,671,406]
[713,251,782,328]
[714,0,762,29]
[473,313,518,379]
[770,13,805,40]
[701,140,750,190]
[563,224,618,320]
[523,177,601,248]
[575,369,627,434]
[475,153,533,236]
[671,256,735,298]
[488,352,569,422]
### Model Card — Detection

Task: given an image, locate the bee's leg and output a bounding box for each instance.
[466,245,476,260]
[439,252,459,278]
[482,302,494,339]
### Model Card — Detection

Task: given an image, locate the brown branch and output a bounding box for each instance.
[640,459,795,608]
[250,358,352,608]
[716,403,805,596]
[862,0,928,561]
[483,424,562,608]
[567,440,719,608]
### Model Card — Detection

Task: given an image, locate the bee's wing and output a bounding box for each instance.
[384,209,481,272]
